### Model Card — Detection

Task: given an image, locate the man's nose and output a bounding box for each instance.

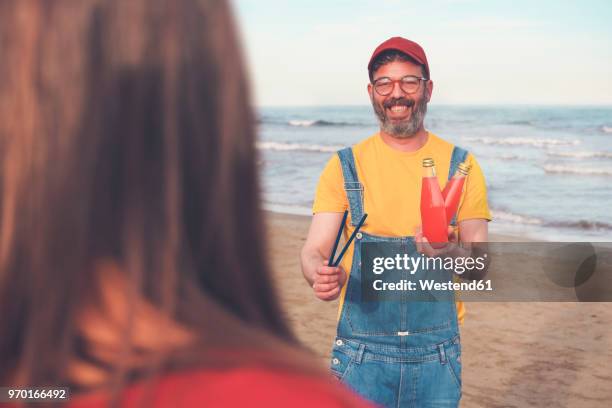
[390,81,406,98]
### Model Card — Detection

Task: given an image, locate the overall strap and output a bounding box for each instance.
[337,147,364,227]
[447,145,469,226]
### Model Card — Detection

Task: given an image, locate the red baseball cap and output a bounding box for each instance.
[368,37,430,79]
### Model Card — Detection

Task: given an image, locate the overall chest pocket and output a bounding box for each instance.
[343,240,456,336]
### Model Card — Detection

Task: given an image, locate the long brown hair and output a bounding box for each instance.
[0,0,306,393]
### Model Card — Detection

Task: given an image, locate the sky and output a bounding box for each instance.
[232,0,612,107]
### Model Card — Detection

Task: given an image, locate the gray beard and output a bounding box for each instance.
[371,95,428,139]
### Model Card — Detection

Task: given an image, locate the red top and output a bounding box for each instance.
[67,367,376,407]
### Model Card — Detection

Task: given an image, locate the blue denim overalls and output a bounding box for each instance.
[330,146,468,408]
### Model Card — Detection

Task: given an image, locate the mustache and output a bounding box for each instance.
[383,98,415,109]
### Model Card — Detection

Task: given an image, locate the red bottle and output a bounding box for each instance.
[420,158,448,248]
[442,162,471,225]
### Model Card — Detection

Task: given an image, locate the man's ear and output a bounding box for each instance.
[425,80,434,103]
[367,82,373,99]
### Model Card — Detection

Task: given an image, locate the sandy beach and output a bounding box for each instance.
[265,211,612,408]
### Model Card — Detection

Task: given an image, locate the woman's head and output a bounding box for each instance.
[0,0,294,388]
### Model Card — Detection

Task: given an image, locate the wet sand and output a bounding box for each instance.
[265,211,612,407]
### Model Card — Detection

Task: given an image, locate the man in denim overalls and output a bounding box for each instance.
[301,37,491,407]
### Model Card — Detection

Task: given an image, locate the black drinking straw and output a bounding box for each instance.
[328,210,349,265]
[332,213,368,267]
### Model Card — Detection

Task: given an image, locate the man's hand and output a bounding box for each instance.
[415,226,459,257]
[301,212,348,300]
[415,220,490,280]
[312,261,347,301]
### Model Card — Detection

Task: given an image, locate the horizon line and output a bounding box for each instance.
[255,102,612,109]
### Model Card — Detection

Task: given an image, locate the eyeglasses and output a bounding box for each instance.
[372,75,428,96]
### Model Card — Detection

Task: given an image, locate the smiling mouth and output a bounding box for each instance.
[385,104,413,118]
[388,105,409,113]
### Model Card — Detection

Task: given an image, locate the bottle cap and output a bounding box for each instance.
[422,158,435,167]
[457,162,471,175]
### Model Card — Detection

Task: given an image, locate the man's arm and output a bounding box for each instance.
[457,218,488,243]
[300,212,348,301]
[456,218,489,280]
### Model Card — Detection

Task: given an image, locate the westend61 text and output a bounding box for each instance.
[372,279,493,291]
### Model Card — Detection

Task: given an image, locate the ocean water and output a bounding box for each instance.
[256,105,612,241]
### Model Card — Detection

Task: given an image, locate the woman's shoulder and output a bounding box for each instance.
[68,366,375,407]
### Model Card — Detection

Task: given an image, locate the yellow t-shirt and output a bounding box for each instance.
[312,132,492,325]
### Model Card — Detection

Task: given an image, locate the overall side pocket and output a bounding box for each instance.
[446,352,462,391]
[330,340,355,381]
